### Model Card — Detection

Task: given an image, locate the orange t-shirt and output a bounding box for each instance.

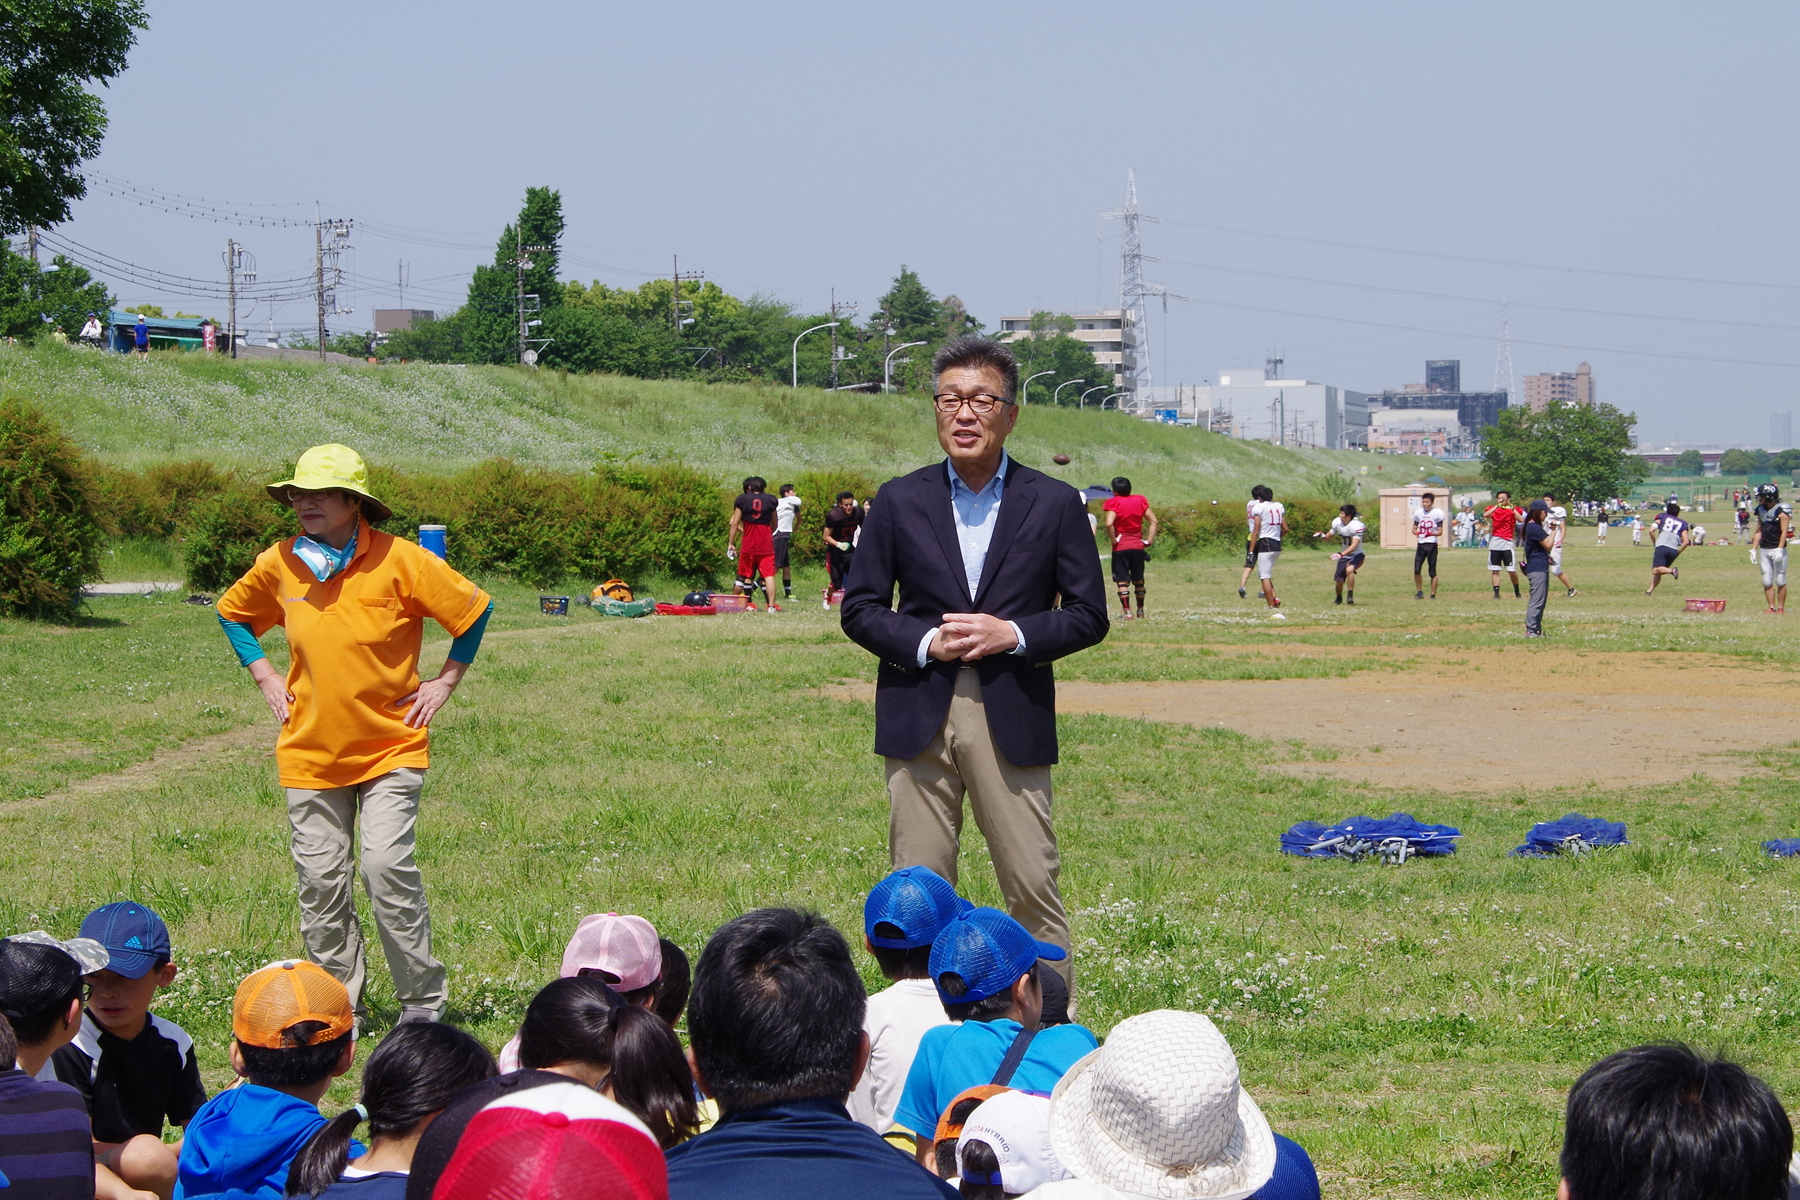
[218,519,492,789]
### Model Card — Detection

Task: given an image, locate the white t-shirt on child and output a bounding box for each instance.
[845,977,953,1133]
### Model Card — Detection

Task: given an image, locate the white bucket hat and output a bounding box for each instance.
[1046,1010,1277,1200]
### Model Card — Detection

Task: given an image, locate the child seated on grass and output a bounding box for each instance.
[496,914,667,1072]
[285,1021,497,1199]
[893,907,1098,1174]
[0,933,113,1200]
[44,901,204,1200]
[846,867,965,1138]
[175,961,357,1200]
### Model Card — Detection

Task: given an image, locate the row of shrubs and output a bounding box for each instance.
[1153,498,1377,558]
[2,396,1366,620]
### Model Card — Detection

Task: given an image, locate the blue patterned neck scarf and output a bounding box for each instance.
[292,529,358,582]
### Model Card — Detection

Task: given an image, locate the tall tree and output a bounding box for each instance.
[1481,401,1649,500]
[1672,449,1705,476]
[0,247,111,339]
[875,266,940,343]
[0,0,148,235]
[462,186,565,365]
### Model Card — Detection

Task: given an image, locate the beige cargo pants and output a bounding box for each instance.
[885,668,1072,986]
[285,766,446,1017]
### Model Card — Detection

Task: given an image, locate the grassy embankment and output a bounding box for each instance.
[7,542,1800,1200]
[0,341,1469,512]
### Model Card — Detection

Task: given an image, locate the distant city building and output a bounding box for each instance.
[1367,359,1506,450]
[1523,362,1595,411]
[374,309,435,334]
[1368,428,1449,456]
[995,310,1135,390]
[1773,412,1793,449]
[1167,360,1368,449]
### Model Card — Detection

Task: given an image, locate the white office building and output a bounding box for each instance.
[1164,368,1369,449]
[996,310,1136,391]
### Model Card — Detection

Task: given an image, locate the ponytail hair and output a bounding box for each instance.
[516,976,699,1149]
[287,1022,496,1196]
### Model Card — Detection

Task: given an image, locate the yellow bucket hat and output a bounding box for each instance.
[267,444,392,523]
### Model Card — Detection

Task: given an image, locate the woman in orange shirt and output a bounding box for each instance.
[217,444,492,1023]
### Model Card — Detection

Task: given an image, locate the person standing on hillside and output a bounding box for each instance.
[1646,501,1691,595]
[1523,500,1555,637]
[1411,491,1446,600]
[727,476,782,612]
[1102,476,1158,620]
[132,313,148,355]
[841,337,1108,989]
[1238,485,1269,599]
[215,445,493,1023]
[1484,491,1525,599]
[774,484,802,602]
[1251,485,1286,616]
[823,491,862,605]
[1752,483,1791,613]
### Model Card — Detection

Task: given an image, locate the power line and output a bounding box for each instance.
[1159,216,1800,292]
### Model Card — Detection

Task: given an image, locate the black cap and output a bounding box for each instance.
[0,938,82,1026]
[1528,500,1550,514]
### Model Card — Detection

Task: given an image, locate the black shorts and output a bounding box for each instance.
[1413,543,1439,576]
[1489,547,1516,571]
[1334,552,1365,582]
[1243,539,1256,569]
[1112,548,1147,583]
[773,532,791,569]
[1653,545,1682,570]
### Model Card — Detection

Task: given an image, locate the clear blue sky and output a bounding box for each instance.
[60,0,1799,447]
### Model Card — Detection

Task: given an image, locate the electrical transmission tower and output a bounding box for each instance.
[313,209,354,360]
[1100,169,1178,414]
[1493,300,1515,401]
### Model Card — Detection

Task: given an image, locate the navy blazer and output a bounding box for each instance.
[840,458,1109,767]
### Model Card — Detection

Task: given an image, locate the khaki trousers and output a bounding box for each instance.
[886,669,1072,984]
[285,767,445,1016]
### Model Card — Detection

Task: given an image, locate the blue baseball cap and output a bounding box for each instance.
[928,907,1067,1005]
[864,866,971,949]
[78,902,170,979]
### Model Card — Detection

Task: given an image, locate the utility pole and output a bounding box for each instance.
[398,260,408,311]
[670,255,705,333]
[226,239,238,359]
[314,217,324,359]
[828,290,858,389]
[515,231,554,366]
[25,225,37,267]
[311,206,354,360]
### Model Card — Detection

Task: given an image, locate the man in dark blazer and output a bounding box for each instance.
[841,337,1109,983]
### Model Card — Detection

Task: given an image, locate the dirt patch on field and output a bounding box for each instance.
[4,724,270,811]
[823,648,1800,793]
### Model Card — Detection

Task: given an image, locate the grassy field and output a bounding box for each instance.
[6,537,1800,1197]
[0,340,1471,504]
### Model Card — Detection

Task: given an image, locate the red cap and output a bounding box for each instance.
[432,1081,666,1200]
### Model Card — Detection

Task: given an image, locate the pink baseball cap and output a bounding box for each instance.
[560,913,662,992]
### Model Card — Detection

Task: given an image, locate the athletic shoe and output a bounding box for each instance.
[1492,587,1501,598]
[1334,596,1343,605]
[1118,610,1133,620]
[1136,609,1145,620]
[1238,587,1247,598]
[1346,594,1355,605]
[1429,593,1436,600]
[1672,565,1680,579]
[1415,590,1424,600]
[1567,588,1578,597]
[1513,587,1521,598]
[1271,612,1287,620]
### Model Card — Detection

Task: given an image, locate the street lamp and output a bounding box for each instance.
[1020,369,1056,406]
[792,321,839,388]
[1101,392,1126,409]
[1052,378,1087,407]
[884,340,927,393]
[1079,385,1107,409]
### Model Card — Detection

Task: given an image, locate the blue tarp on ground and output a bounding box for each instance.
[1281,813,1460,861]
[1511,813,1628,857]
[1764,840,1800,858]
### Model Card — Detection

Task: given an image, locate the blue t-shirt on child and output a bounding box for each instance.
[894,1019,1098,1136]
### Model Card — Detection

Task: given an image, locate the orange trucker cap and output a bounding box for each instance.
[233,959,355,1048]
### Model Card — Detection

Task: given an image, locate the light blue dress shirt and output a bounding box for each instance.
[915,453,1027,667]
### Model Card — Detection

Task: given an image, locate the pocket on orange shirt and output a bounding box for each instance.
[349,596,405,645]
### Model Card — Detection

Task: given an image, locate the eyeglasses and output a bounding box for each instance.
[282,488,342,503]
[933,392,1012,415]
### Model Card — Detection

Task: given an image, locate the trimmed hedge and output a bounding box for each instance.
[0,399,105,619]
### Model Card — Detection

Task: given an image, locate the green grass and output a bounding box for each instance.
[7,542,1800,1197]
[0,340,1466,503]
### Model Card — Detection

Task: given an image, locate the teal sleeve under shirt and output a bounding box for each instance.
[218,615,265,667]
[447,601,493,664]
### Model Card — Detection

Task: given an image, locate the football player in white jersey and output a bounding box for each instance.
[1541,493,1577,597]
[1250,485,1285,616]
[1410,492,1446,600]
[1238,485,1267,599]
[1315,503,1366,605]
